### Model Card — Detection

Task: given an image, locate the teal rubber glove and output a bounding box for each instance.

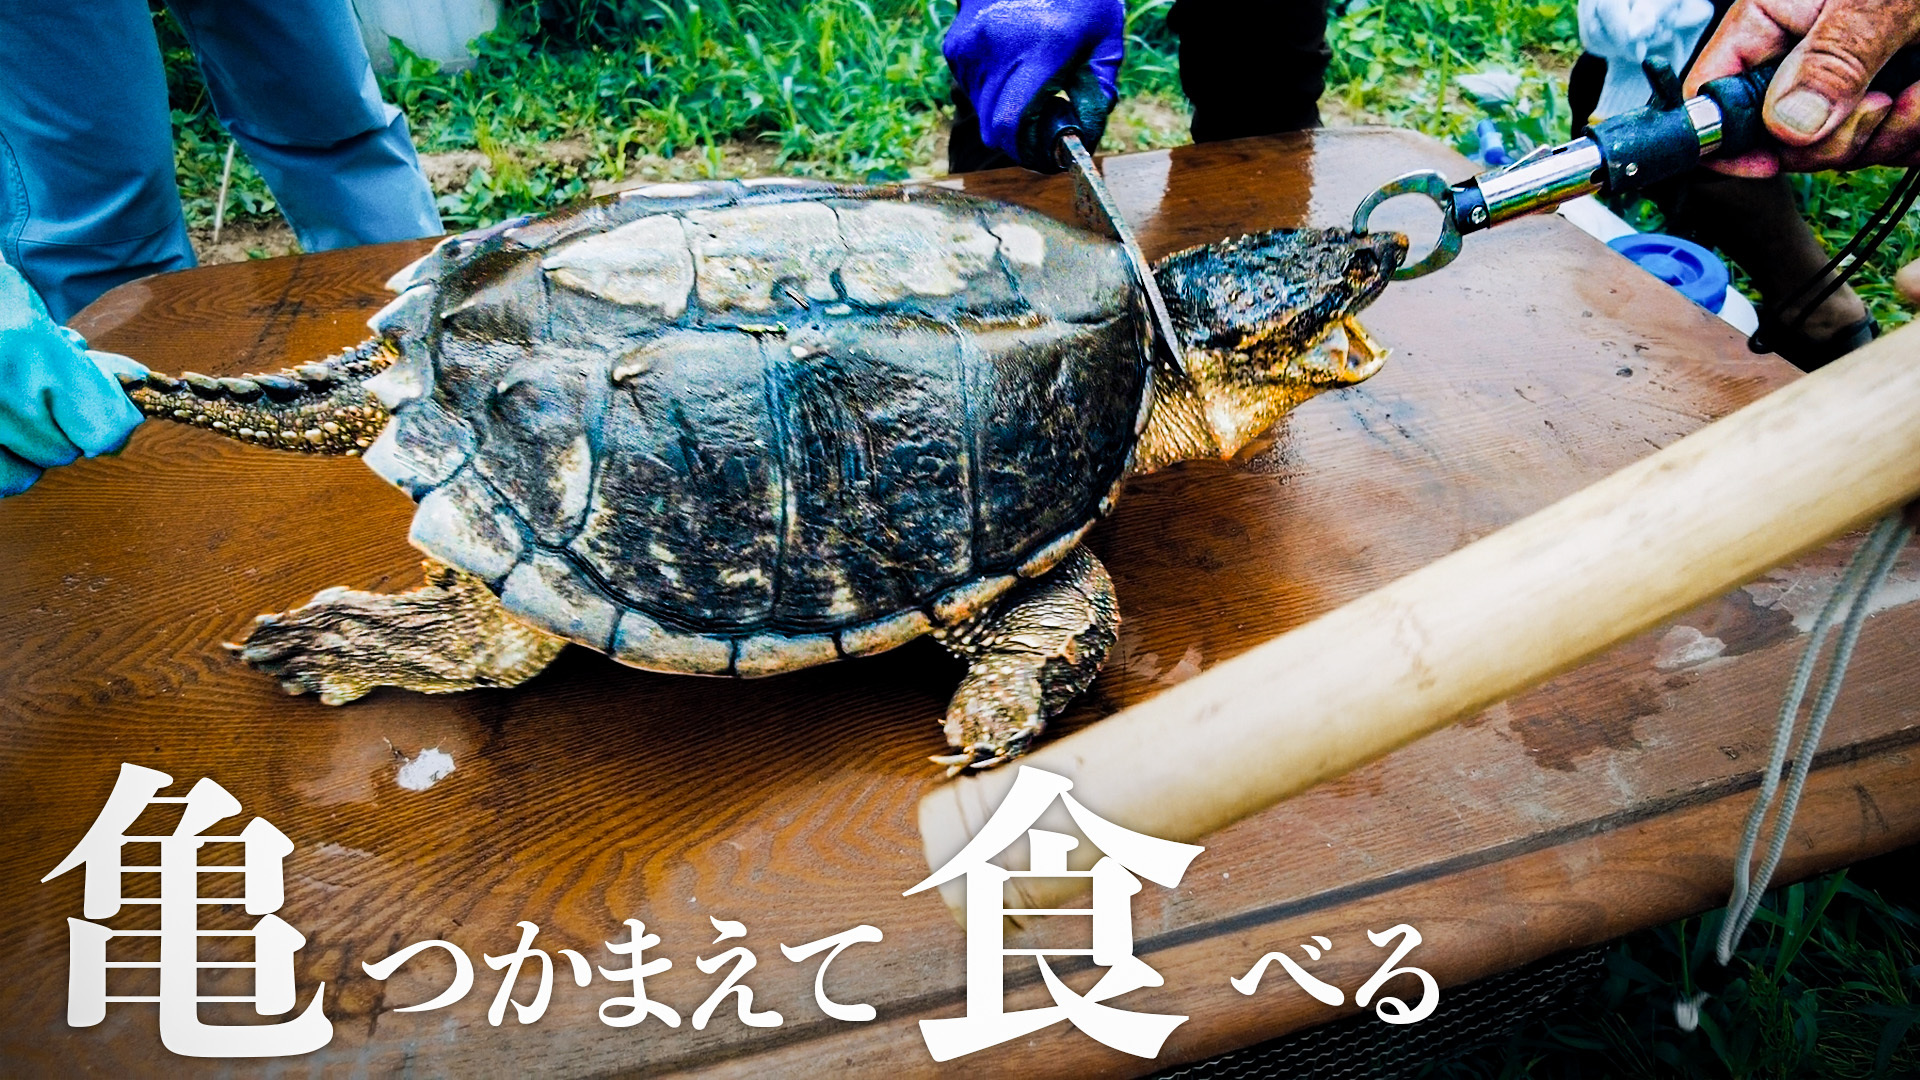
[1,259,146,496]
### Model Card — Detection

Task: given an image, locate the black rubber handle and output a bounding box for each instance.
[1582,45,1920,197]
[1699,62,1776,158]
[1013,70,1114,174]
[1589,93,1709,192]
[1019,96,1082,174]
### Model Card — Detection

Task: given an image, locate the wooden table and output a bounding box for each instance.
[3,129,1916,1078]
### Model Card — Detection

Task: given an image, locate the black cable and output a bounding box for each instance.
[1751,166,1920,353]
[1792,168,1919,314]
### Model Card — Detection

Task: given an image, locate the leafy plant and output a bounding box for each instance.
[1428,872,1920,1078]
[154,0,1916,321]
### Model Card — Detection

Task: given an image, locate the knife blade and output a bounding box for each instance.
[1056,132,1187,378]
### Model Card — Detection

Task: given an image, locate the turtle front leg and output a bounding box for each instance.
[930,547,1119,776]
[233,561,567,704]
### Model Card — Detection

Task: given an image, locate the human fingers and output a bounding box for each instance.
[1850,81,1920,164]
[1686,0,1814,175]
[1763,1,1920,142]
[1685,0,1816,92]
[1710,148,1786,177]
[1895,256,1920,301]
[1773,90,1894,169]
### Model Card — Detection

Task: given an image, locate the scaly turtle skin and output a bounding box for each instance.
[124,177,1404,774]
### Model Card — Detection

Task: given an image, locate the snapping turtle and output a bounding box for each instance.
[124,178,1403,772]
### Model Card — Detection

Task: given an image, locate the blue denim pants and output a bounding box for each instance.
[0,0,443,322]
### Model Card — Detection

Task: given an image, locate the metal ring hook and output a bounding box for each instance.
[1352,170,1463,280]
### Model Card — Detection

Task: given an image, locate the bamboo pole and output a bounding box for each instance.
[918,320,1920,919]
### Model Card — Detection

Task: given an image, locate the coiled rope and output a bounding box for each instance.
[1715,511,1913,964]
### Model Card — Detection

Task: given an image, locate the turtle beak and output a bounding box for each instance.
[1351,232,1408,309]
[1334,317,1389,384]
[1294,316,1388,388]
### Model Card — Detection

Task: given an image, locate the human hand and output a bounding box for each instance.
[1896,257,1920,301]
[1,261,145,497]
[1686,0,1920,175]
[944,0,1124,171]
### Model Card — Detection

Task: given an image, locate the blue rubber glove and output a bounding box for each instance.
[1,259,146,496]
[944,0,1125,171]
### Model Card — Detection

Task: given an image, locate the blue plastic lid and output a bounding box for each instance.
[1607,233,1729,313]
[1473,119,1511,166]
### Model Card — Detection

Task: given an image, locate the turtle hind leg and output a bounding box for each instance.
[930,547,1119,776]
[118,338,394,456]
[233,561,566,704]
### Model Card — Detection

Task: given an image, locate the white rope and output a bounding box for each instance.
[1716,512,1912,964]
[212,141,237,247]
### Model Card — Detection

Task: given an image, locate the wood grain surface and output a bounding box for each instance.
[2,128,1915,1078]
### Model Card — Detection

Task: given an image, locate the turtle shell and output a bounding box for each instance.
[359,178,1148,677]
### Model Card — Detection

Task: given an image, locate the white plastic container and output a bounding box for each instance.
[1558,196,1760,335]
[353,0,501,73]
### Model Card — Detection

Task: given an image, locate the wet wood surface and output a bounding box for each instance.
[3,128,1917,1078]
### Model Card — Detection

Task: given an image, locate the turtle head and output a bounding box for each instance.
[1137,228,1406,468]
[1155,226,1405,388]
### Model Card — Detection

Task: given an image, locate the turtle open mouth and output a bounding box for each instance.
[1286,228,1401,385]
[1298,315,1390,385]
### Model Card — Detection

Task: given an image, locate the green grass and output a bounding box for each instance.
[1326,0,1579,153]
[1794,169,1920,330]
[152,0,1917,327]
[1430,870,1920,1078]
[154,0,1182,232]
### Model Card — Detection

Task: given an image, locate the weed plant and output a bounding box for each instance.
[152,0,1916,325]
[1326,0,1578,152]
[1431,871,1920,1078]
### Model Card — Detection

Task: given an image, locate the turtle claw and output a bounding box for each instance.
[221,570,567,706]
[930,744,1013,779]
[226,598,380,705]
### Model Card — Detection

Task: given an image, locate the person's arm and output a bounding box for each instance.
[0,259,145,496]
[1685,0,1920,174]
[944,0,1126,171]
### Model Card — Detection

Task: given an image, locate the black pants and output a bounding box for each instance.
[949,0,1333,173]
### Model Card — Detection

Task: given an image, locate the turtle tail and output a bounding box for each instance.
[119,339,396,456]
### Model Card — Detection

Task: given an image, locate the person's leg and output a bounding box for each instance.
[1171,0,1329,142]
[165,0,441,252]
[1666,173,1872,369]
[0,1,195,322]
[1568,52,1608,136]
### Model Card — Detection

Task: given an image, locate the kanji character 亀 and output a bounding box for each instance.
[43,763,332,1058]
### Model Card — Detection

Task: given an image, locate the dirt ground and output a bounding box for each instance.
[187,96,1197,266]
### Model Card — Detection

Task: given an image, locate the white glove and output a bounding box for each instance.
[1579,0,1718,117]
